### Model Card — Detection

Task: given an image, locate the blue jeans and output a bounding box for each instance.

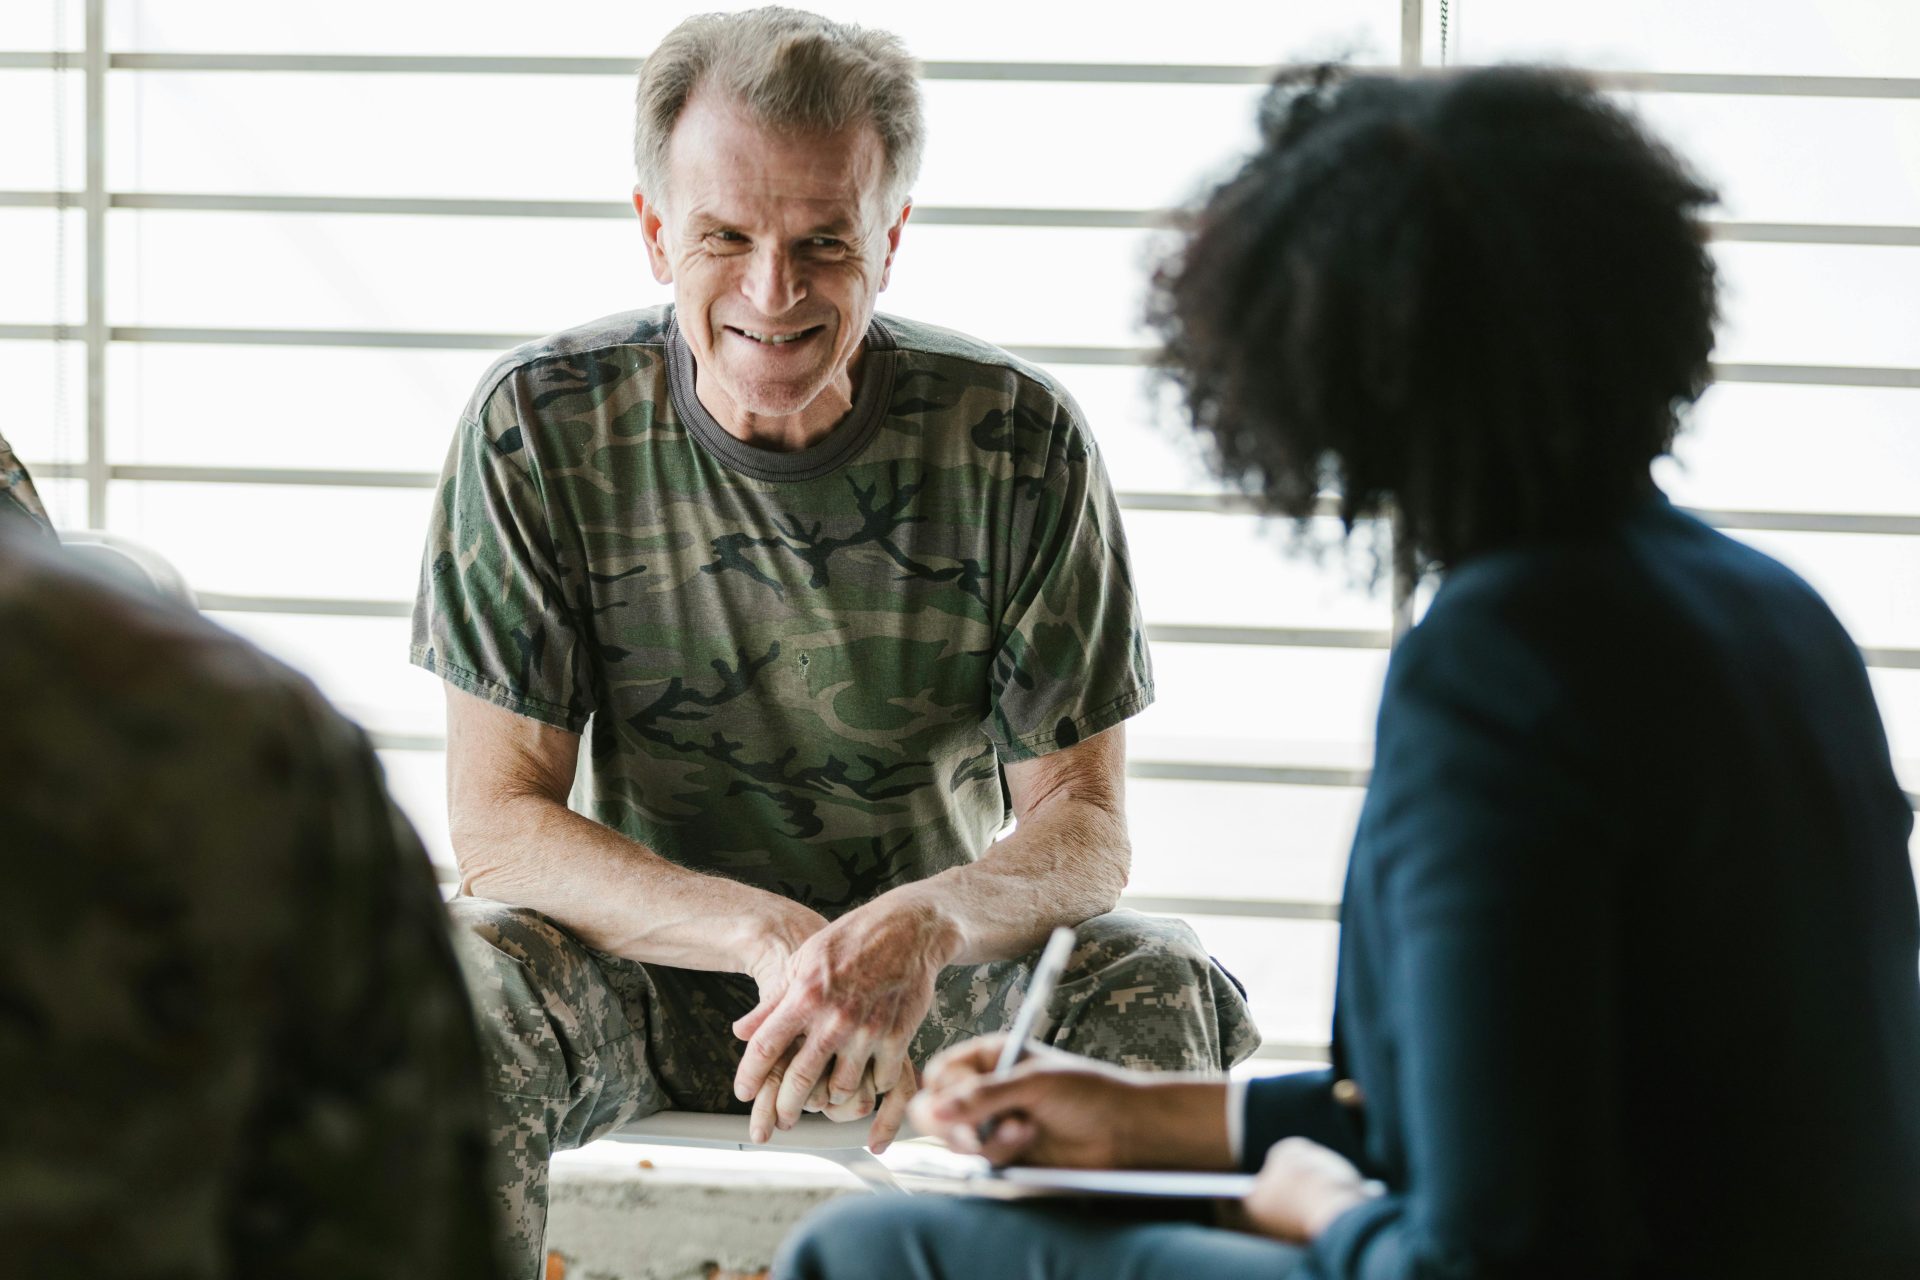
[776,1193,1305,1280]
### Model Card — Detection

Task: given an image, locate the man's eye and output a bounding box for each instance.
[807,237,847,251]
[708,230,748,245]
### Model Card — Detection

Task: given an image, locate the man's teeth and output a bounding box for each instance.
[739,328,809,345]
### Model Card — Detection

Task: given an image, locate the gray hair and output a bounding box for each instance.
[634,7,925,214]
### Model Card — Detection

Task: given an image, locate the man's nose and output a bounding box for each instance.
[741,247,805,315]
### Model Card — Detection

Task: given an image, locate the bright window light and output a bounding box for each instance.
[5,1,1917,1067]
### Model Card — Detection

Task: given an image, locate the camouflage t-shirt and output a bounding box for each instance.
[412,305,1152,917]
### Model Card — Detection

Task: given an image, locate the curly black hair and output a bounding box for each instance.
[1150,66,1720,576]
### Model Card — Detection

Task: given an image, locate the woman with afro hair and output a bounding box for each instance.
[779,66,1920,1280]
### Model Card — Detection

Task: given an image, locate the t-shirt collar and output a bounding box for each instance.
[664,306,897,483]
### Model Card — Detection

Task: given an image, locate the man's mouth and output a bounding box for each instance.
[726,324,824,347]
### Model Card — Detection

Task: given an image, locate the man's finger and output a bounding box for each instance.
[733,994,778,1043]
[827,1031,876,1103]
[734,1004,812,1101]
[868,1035,913,1096]
[816,1067,877,1123]
[867,1064,917,1153]
[775,1032,842,1129]
[750,1068,783,1144]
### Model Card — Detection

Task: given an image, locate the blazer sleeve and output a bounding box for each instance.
[1304,592,1636,1280]
[1242,1070,1366,1173]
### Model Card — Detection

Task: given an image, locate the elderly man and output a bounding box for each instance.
[411,8,1256,1272]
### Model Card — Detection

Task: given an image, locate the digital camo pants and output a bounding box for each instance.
[448,896,1261,1280]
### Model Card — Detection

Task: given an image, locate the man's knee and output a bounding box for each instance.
[449,896,582,972]
[1054,910,1258,1071]
[446,897,602,1098]
[1069,910,1222,997]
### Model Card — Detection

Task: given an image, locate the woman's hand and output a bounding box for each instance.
[1240,1137,1383,1244]
[909,1034,1235,1171]
[909,1035,1140,1167]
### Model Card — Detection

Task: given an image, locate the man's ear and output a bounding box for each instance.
[634,189,674,285]
[878,199,911,292]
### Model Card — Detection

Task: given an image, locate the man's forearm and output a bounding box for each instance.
[883,793,1129,966]
[455,792,812,974]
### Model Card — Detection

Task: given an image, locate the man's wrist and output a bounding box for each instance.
[729,886,824,977]
[865,880,967,967]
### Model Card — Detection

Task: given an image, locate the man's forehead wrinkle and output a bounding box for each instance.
[684,160,877,204]
[665,87,887,228]
[672,165,874,236]
[677,190,868,237]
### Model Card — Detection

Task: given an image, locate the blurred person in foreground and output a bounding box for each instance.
[411,8,1253,1273]
[779,66,1920,1280]
[0,443,503,1278]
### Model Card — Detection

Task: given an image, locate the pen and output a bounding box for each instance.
[979,925,1077,1142]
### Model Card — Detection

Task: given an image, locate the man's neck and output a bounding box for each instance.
[695,343,865,453]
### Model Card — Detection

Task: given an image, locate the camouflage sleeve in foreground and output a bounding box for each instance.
[979,384,1154,761]
[0,428,55,538]
[0,534,503,1280]
[227,696,506,1279]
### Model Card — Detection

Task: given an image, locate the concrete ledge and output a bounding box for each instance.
[544,1143,865,1280]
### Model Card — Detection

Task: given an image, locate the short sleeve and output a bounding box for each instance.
[981,393,1154,760]
[410,381,595,732]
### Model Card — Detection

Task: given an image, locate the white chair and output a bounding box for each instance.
[58,529,196,608]
[602,1111,908,1194]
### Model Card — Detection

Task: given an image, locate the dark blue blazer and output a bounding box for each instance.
[1246,496,1920,1279]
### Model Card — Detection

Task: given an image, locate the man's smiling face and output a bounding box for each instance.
[635,89,908,447]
